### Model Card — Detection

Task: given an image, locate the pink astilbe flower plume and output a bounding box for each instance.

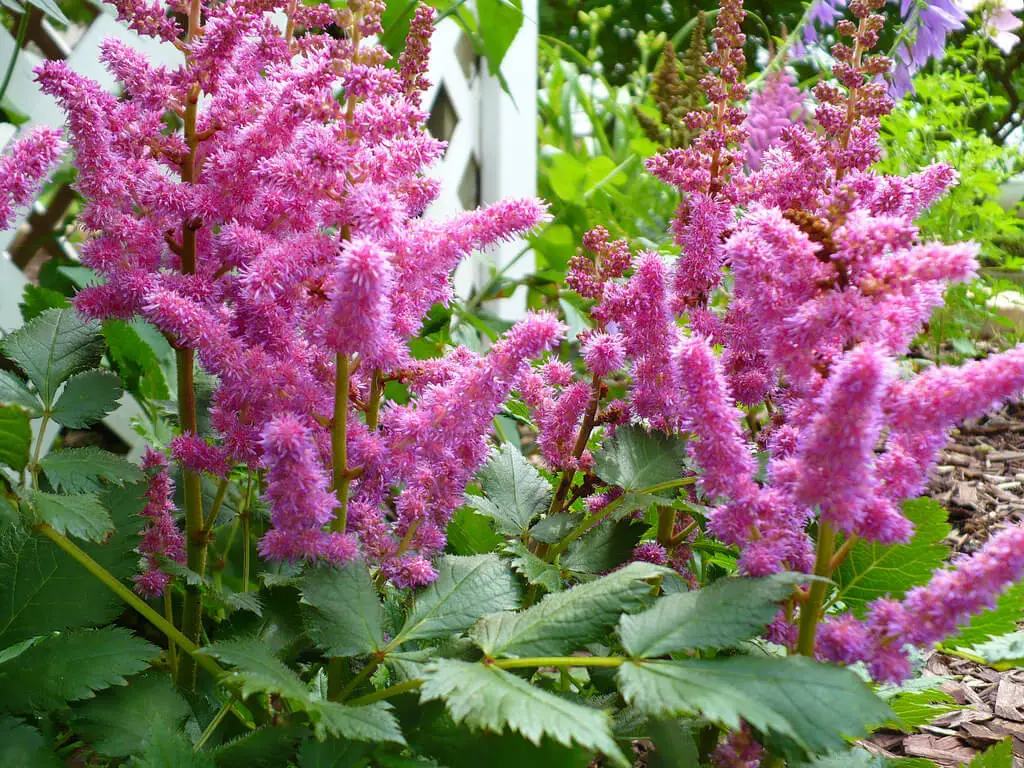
[133,449,185,597]
[0,127,66,230]
[258,416,357,564]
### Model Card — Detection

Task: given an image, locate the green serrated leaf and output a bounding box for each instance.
[74,674,191,758]
[529,512,584,544]
[40,447,143,494]
[470,561,667,658]
[199,639,309,701]
[310,700,406,744]
[618,573,810,657]
[0,716,61,767]
[28,490,113,542]
[562,519,646,575]
[593,426,688,491]
[210,726,305,768]
[301,563,386,657]
[0,627,157,713]
[0,404,31,472]
[421,659,628,767]
[969,630,1024,664]
[102,319,172,402]
[0,370,43,417]
[446,505,503,555]
[505,539,562,592]
[0,484,145,646]
[886,688,961,732]
[51,369,124,429]
[834,498,951,616]
[131,719,215,768]
[20,284,69,323]
[1,308,104,408]
[617,656,892,755]
[395,554,522,645]
[948,582,1024,648]
[469,443,551,535]
[296,736,369,768]
[969,739,1012,768]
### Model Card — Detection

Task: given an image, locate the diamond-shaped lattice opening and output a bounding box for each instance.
[427,84,458,144]
[455,31,478,82]
[458,154,481,210]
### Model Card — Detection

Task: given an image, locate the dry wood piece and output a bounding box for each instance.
[995,680,1024,721]
[903,734,977,765]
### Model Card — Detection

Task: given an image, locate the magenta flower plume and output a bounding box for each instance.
[133,449,185,598]
[258,416,357,565]
[324,238,396,367]
[0,127,66,230]
[819,524,1024,682]
[791,344,891,534]
[675,335,757,502]
[745,68,805,170]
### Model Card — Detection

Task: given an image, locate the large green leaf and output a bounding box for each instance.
[617,657,892,755]
[470,561,666,658]
[0,370,43,417]
[73,674,191,758]
[0,627,157,713]
[969,739,1013,768]
[476,0,523,77]
[199,639,309,701]
[311,701,406,744]
[395,554,522,645]
[833,498,950,616]
[40,447,144,494]
[0,717,61,767]
[592,426,688,491]
[50,370,123,429]
[25,0,70,25]
[0,404,31,472]
[420,659,628,767]
[0,485,146,646]
[132,721,215,768]
[467,443,551,535]
[210,727,306,768]
[948,581,1024,648]
[618,573,809,658]
[28,490,113,542]
[967,630,1024,664]
[301,563,386,656]
[0,308,104,407]
[562,519,647,575]
[102,318,172,401]
[505,539,563,592]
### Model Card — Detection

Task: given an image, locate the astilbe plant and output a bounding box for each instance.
[4,0,1024,763]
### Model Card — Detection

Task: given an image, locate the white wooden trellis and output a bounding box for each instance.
[0,0,539,456]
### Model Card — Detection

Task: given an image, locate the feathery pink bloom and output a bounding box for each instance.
[0,127,66,230]
[133,449,185,597]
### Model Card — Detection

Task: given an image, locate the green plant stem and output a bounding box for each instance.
[241,510,251,594]
[347,678,423,707]
[761,753,785,768]
[36,524,224,680]
[28,411,50,489]
[331,353,351,533]
[492,656,624,670]
[366,370,383,431]
[202,477,231,533]
[195,695,236,751]
[334,657,381,702]
[796,521,837,657]
[657,506,675,547]
[164,589,178,678]
[176,345,207,690]
[545,495,625,562]
[0,8,29,107]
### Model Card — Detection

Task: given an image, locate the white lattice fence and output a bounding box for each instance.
[0,1,539,456]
